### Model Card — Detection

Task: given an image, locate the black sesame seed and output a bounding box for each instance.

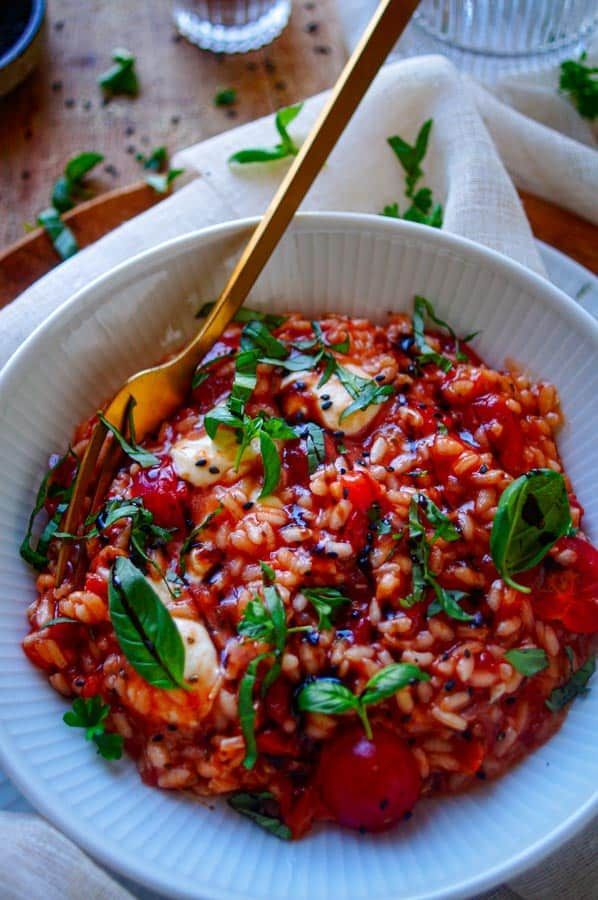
[375,374,385,383]
[171,115,181,125]
[444,679,456,692]
[274,81,287,91]
[321,400,333,410]
[327,551,339,559]
[151,733,164,742]
[314,44,331,54]
[209,466,220,474]
[403,810,413,820]
[65,98,75,108]
[195,458,207,467]
[320,393,330,401]
[51,80,63,92]
[476,769,487,780]
[496,730,506,742]
[264,58,276,72]
[125,124,136,136]
[242,501,254,510]
[305,21,319,33]
[479,464,489,474]
[295,380,306,390]
[386,465,395,473]
[464,649,471,658]
[333,430,345,438]
[74,678,85,687]
[167,723,178,731]
[505,696,517,705]
[342,487,349,499]
[339,467,347,475]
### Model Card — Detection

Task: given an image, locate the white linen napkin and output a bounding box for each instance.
[0,50,596,900]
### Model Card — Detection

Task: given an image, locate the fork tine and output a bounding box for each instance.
[54,421,107,585]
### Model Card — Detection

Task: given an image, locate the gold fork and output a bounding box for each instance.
[55,0,420,584]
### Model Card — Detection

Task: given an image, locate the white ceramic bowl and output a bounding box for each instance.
[0,214,596,900]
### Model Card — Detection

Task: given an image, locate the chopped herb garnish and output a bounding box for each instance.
[490,469,572,593]
[228,792,291,839]
[299,422,326,474]
[37,207,79,260]
[214,87,237,107]
[98,47,139,96]
[302,586,351,630]
[98,401,160,468]
[108,557,188,690]
[297,662,429,739]
[505,647,549,676]
[39,617,79,630]
[412,296,479,372]
[546,655,595,711]
[229,103,303,164]
[238,652,273,769]
[63,696,124,760]
[334,363,394,422]
[51,152,104,213]
[20,449,78,570]
[91,495,175,571]
[192,352,233,389]
[559,53,597,120]
[136,146,184,194]
[179,505,223,572]
[382,120,443,228]
[195,302,286,329]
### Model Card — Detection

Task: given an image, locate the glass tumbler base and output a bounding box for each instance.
[174,0,291,53]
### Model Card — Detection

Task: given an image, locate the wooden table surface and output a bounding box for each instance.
[0,0,345,250]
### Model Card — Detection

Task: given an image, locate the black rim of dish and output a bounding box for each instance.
[0,0,46,70]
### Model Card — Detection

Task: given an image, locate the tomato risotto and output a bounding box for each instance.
[22,300,597,837]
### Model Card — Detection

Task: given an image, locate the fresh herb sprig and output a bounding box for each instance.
[63,696,124,759]
[109,557,188,690]
[229,103,303,164]
[382,119,443,228]
[297,662,429,739]
[20,449,78,570]
[136,146,184,194]
[402,494,473,622]
[546,654,595,711]
[37,207,79,261]
[228,791,291,839]
[98,47,139,96]
[98,401,160,468]
[559,53,597,120]
[214,88,237,107]
[490,469,573,593]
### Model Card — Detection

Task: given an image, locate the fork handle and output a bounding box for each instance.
[177,0,420,368]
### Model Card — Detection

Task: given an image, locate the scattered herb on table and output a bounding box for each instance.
[490,469,573,593]
[228,791,291,839]
[37,207,79,261]
[98,47,139,96]
[20,449,78,570]
[297,662,429,739]
[136,145,184,194]
[229,102,303,164]
[214,87,237,107]
[559,52,597,120]
[382,119,443,227]
[505,647,549,676]
[545,655,595,711]
[51,151,105,213]
[63,696,124,759]
[108,556,188,690]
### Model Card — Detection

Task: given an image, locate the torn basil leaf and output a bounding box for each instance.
[505,647,549,676]
[302,586,351,630]
[37,208,79,261]
[229,103,303,164]
[546,655,595,711]
[20,449,78,570]
[98,47,139,95]
[97,401,160,468]
[228,791,291,840]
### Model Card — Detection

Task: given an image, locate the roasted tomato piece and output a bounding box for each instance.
[464,393,525,474]
[130,462,189,530]
[534,537,598,633]
[317,724,421,832]
[341,470,382,511]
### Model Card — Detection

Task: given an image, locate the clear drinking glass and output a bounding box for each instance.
[173,0,291,53]
[413,0,597,58]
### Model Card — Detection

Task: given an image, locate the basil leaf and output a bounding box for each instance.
[98,47,139,95]
[108,557,187,690]
[505,647,549,676]
[196,302,286,329]
[302,586,351,630]
[559,53,598,120]
[241,320,288,359]
[98,403,160,468]
[238,598,276,643]
[261,417,297,440]
[51,152,104,212]
[427,586,474,622]
[229,103,303,164]
[146,168,184,194]
[417,493,459,542]
[381,202,400,218]
[63,695,123,760]
[297,422,326,474]
[93,732,124,760]
[240,652,273,768]
[20,449,77,570]
[228,349,259,419]
[214,87,237,107]
[412,296,453,373]
[37,207,79,260]
[546,655,595,711]
[192,353,232,389]
[204,404,242,439]
[228,792,291,840]
[361,662,429,706]
[258,431,281,498]
[260,561,276,584]
[179,505,223,572]
[296,677,359,716]
[39,617,79,630]
[334,362,394,421]
[490,469,572,593]
[65,151,104,183]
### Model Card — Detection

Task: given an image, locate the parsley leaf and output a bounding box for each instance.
[98,47,139,96]
[302,586,351,630]
[505,647,549,676]
[559,53,597,120]
[20,449,78,570]
[229,103,303,164]
[546,655,595,711]
[97,400,160,468]
[63,696,124,760]
[37,207,79,261]
[228,792,291,840]
[52,152,104,213]
[214,87,237,107]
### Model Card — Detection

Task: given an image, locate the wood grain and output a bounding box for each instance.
[0,0,345,249]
